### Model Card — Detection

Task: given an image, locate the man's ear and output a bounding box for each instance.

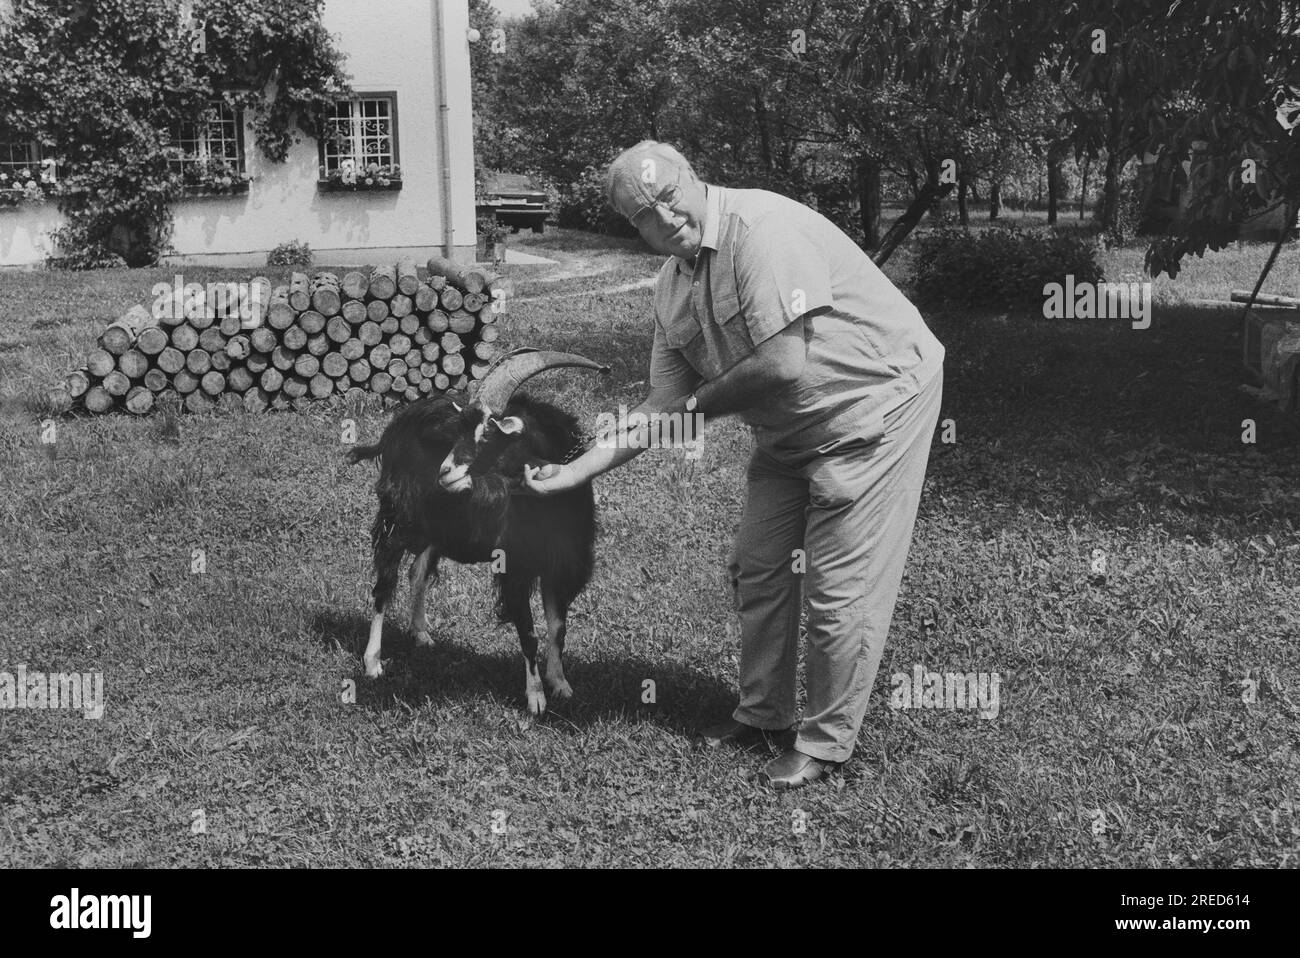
[489,416,525,435]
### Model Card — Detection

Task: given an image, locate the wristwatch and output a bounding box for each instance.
[685,392,698,413]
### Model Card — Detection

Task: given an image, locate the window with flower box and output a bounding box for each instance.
[0,139,59,208]
[318,94,402,191]
[168,102,250,196]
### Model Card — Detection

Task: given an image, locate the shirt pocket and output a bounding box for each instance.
[695,290,754,379]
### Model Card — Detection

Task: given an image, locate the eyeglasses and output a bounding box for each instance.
[627,177,684,230]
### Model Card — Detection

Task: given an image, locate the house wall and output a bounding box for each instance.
[0,0,478,268]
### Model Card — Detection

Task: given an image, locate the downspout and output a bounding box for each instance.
[431,0,454,258]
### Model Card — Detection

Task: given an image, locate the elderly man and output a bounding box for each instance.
[523,140,944,789]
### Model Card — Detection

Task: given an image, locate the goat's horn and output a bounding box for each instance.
[471,347,609,415]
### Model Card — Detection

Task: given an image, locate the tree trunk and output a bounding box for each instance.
[957,175,970,226]
[871,178,956,267]
[988,181,1002,220]
[1047,143,1065,225]
[856,155,882,250]
[1079,154,1090,221]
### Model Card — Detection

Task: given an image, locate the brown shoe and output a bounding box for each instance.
[700,718,785,751]
[760,748,837,790]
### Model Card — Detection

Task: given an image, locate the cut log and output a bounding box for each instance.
[342,270,369,301]
[244,276,273,330]
[369,371,393,394]
[440,332,464,353]
[472,340,497,361]
[99,304,156,355]
[441,353,466,377]
[157,388,181,410]
[470,361,492,380]
[199,327,227,354]
[322,352,349,378]
[390,293,413,318]
[118,350,150,380]
[461,291,487,313]
[156,347,186,375]
[366,299,389,323]
[310,373,334,398]
[185,391,214,414]
[413,326,431,346]
[288,272,312,311]
[271,346,297,372]
[100,370,129,397]
[403,386,419,402]
[369,343,392,370]
[87,349,117,378]
[136,326,168,356]
[420,360,438,377]
[438,287,463,311]
[84,386,115,413]
[380,317,399,335]
[326,315,352,344]
[433,372,450,391]
[341,299,368,325]
[250,327,277,353]
[243,386,269,413]
[306,333,330,357]
[462,266,497,294]
[268,286,295,330]
[391,375,408,393]
[448,309,476,334]
[396,257,421,295]
[282,375,309,399]
[246,352,270,375]
[478,323,500,343]
[225,335,252,361]
[405,363,423,385]
[388,333,412,357]
[358,320,382,346]
[283,325,308,350]
[65,367,91,398]
[418,378,433,394]
[269,393,291,412]
[454,374,468,390]
[185,349,212,375]
[260,367,284,393]
[201,370,226,396]
[298,310,326,334]
[425,254,472,291]
[349,359,372,383]
[173,369,200,395]
[219,312,243,337]
[154,286,184,327]
[217,392,243,414]
[369,265,397,300]
[414,283,440,312]
[311,272,342,316]
[427,310,450,333]
[210,350,232,373]
[386,359,407,381]
[228,366,255,393]
[294,354,321,379]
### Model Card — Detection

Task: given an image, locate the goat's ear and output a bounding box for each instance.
[489,416,525,435]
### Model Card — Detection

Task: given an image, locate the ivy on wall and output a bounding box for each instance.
[0,0,351,267]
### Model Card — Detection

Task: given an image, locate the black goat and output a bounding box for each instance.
[345,349,608,715]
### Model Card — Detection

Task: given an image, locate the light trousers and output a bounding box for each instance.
[727,369,943,762]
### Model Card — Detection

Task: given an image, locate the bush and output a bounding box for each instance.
[556,164,638,237]
[267,240,313,267]
[910,225,1104,308]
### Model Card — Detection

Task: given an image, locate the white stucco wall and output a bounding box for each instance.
[0,0,477,267]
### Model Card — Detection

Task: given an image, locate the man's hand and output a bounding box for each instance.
[522,462,582,495]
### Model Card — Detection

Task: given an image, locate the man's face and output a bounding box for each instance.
[614,163,707,260]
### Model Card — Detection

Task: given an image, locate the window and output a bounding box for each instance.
[0,138,57,204]
[168,102,247,192]
[320,95,400,179]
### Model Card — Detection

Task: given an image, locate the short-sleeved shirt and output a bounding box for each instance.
[650,185,944,461]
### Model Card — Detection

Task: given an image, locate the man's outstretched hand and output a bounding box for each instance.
[522,462,583,495]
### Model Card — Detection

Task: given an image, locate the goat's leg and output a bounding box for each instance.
[364,519,405,679]
[541,584,573,702]
[408,547,438,648]
[503,591,546,716]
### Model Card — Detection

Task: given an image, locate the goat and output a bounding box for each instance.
[345,349,609,715]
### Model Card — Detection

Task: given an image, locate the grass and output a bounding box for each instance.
[1,228,1298,867]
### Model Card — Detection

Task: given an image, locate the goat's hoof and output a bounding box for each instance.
[363,658,384,679]
[526,689,548,716]
[413,630,434,649]
[548,679,574,702]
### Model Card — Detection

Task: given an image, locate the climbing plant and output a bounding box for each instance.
[0,0,351,267]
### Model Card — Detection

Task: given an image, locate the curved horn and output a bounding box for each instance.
[471,347,610,415]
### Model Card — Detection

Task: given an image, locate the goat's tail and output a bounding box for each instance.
[344,442,382,465]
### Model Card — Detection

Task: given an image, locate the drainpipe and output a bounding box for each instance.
[431,0,454,258]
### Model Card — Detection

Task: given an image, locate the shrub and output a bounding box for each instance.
[910,225,1104,308]
[557,163,637,237]
[267,240,313,267]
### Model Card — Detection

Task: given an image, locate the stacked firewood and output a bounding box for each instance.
[49,256,507,415]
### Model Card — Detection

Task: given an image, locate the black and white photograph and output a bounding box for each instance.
[0,0,1295,912]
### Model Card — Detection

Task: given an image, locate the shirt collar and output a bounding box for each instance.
[675,184,723,274]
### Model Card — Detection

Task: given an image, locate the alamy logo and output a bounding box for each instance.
[890,664,1000,719]
[151,275,264,325]
[594,404,704,459]
[1042,275,1152,329]
[50,889,151,938]
[0,665,103,720]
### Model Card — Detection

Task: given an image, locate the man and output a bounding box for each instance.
[523,140,944,789]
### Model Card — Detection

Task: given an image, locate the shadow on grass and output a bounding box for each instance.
[308,607,737,736]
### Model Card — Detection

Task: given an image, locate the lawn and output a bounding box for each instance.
[1,227,1298,867]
